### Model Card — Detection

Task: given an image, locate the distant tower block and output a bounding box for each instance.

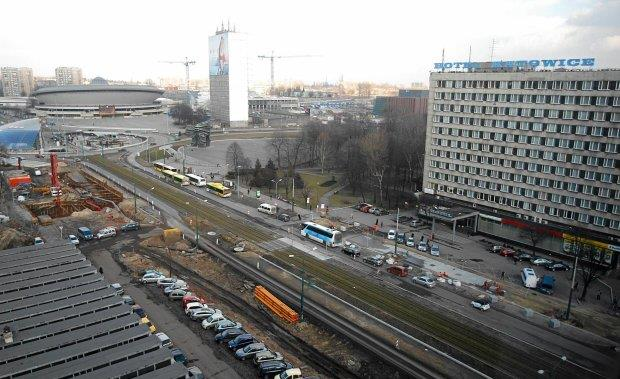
[190,123,212,147]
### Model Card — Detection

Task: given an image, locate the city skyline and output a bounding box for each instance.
[1,0,619,86]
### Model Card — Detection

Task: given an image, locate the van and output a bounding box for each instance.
[258,203,276,215]
[77,227,93,241]
[521,267,538,288]
[387,266,408,277]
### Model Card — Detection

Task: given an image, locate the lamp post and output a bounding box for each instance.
[271,178,282,207]
[236,165,241,198]
[394,207,400,256]
[132,164,137,219]
[186,201,198,249]
[538,355,566,378]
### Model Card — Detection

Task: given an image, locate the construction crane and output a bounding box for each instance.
[258,52,321,91]
[159,57,196,91]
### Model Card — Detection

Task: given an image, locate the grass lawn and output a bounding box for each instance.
[254,171,341,210]
[330,186,365,208]
[136,147,172,166]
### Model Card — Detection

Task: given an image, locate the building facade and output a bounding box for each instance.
[423,69,620,264]
[373,89,428,118]
[1,67,34,96]
[208,27,248,127]
[55,66,83,86]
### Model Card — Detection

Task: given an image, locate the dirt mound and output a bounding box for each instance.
[0,226,32,250]
[71,208,96,218]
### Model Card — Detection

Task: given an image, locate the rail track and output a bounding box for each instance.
[87,156,604,379]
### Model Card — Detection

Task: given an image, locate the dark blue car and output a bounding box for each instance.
[227,333,254,351]
[215,328,246,343]
[171,348,188,366]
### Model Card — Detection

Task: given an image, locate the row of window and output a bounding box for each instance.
[426,180,620,230]
[430,147,617,169]
[435,79,619,91]
[433,92,620,107]
[432,103,620,122]
[431,136,619,155]
[431,123,618,137]
[427,165,619,198]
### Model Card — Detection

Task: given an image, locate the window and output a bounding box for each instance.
[599,187,610,198]
[517,148,526,157]
[528,163,538,172]
[580,96,591,105]
[563,110,574,120]
[582,184,593,195]
[558,139,571,148]
[582,81,593,91]
[598,81,610,90]
[548,109,559,118]
[593,112,606,122]
[569,169,580,178]
[601,173,613,183]
[532,122,543,131]
[564,95,576,105]
[589,141,600,151]
[551,95,561,104]
[560,124,572,134]
[572,155,583,164]
[606,143,617,153]
[577,111,589,120]
[543,151,554,160]
[596,96,608,106]
[551,193,562,203]
[567,182,579,192]
[573,140,584,150]
[556,167,566,176]
[578,213,589,223]
[586,156,598,166]
[546,123,557,132]
[575,125,588,135]
[565,196,576,206]
[536,95,545,104]
[593,216,605,227]
[509,107,519,116]
[602,158,615,168]
[584,171,596,180]
[540,178,550,187]
[612,113,620,122]
[614,97,620,107]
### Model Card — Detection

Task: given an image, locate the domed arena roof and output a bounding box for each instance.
[0,118,40,150]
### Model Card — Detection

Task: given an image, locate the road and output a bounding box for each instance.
[81,236,243,379]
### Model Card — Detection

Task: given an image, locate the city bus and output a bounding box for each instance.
[153,162,178,172]
[162,169,189,186]
[300,221,342,247]
[206,182,231,197]
[185,173,207,187]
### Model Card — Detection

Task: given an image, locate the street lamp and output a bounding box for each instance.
[538,356,566,378]
[186,201,198,249]
[236,165,242,198]
[271,178,282,206]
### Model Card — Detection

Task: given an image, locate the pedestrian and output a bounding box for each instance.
[596,291,601,301]
[298,214,302,221]
[375,218,379,225]
[247,188,250,195]
[98,267,103,274]
[501,271,505,279]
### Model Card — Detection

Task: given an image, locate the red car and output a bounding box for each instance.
[387,266,409,277]
[499,248,515,257]
[181,294,205,308]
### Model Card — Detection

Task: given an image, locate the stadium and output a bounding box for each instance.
[32,85,164,118]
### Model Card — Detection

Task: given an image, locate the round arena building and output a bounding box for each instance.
[33,84,164,118]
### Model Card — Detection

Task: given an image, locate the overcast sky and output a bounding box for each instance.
[1,0,618,86]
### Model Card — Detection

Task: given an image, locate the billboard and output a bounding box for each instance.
[209,34,229,76]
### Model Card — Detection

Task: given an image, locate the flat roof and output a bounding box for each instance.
[0,243,186,378]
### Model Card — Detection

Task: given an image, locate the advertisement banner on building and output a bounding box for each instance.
[209,34,229,76]
[561,233,617,265]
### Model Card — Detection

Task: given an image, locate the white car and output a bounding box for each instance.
[387,230,396,240]
[140,273,166,284]
[184,302,206,315]
[412,276,436,288]
[34,237,45,246]
[68,234,80,245]
[190,308,221,321]
[430,244,440,256]
[417,241,428,252]
[471,297,491,311]
[155,332,172,348]
[406,237,416,247]
[96,227,117,240]
[202,313,226,329]
[157,277,180,288]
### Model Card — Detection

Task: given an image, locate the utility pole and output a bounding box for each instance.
[132,165,137,220]
[565,249,580,320]
[394,207,399,256]
[291,175,295,212]
[236,165,240,198]
[194,212,199,250]
[182,147,186,174]
[300,270,305,321]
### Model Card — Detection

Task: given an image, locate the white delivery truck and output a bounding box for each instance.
[257,203,277,215]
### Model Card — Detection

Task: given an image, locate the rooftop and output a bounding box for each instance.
[0,241,186,378]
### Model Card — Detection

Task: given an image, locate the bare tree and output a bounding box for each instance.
[226,142,247,170]
[519,225,549,249]
[268,132,288,169]
[360,130,389,204]
[566,232,613,301]
[316,131,329,173]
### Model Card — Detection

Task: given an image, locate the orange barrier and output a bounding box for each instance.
[254,285,299,323]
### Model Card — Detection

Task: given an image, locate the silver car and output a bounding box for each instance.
[253,351,284,366]
[412,276,436,288]
[235,342,268,360]
[168,289,190,299]
[190,308,220,321]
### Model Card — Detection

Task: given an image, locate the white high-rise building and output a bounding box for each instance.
[55,67,83,86]
[209,26,248,127]
[1,67,34,96]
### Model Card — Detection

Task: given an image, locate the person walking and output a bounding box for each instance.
[98,267,103,275]
[501,271,505,279]
[596,291,602,301]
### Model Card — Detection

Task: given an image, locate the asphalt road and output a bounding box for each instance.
[81,236,242,379]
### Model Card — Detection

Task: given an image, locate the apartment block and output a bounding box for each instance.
[1,67,34,96]
[55,66,83,86]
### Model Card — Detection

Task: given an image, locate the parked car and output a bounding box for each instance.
[111,283,124,295]
[360,204,373,213]
[202,314,227,329]
[140,272,166,284]
[406,236,416,247]
[417,241,428,252]
[182,295,205,308]
[537,275,556,295]
[228,333,255,350]
[409,219,422,227]
[121,221,140,232]
[68,234,80,245]
[531,257,553,266]
[140,316,156,333]
[258,361,293,378]
[363,254,384,267]
[489,245,503,254]
[187,366,204,379]
[372,207,389,216]
[499,248,516,257]
[121,295,134,305]
[157,277,180,288]
[342,244,360,258]
[164,283,189,295]
[214,320,243,333]
[387,266,408,277]
[96,226,116,239]
[412,276,436,288]
[131,305,146,318]
[430,244,440,256]
[168,289,190,299]
[392,215,412,223]
[275,368,303,379]
[253,351,284,366]
[215,328,246,343]
[185,302,206,315]
[77,226,94,241]
[190,308,221,321]
[155,332,172,348]
[235,342,268,360]
[355,202,372,211]
[513,252,532,262]
[277,213,291,222]
[471,297,491,311]
[387,230,396,240]
[396,233,406,244]
[545,261,570,271]
[171,348,188,366]
[34,237,44,246]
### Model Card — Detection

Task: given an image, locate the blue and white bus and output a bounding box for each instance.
[300,222,343,247]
